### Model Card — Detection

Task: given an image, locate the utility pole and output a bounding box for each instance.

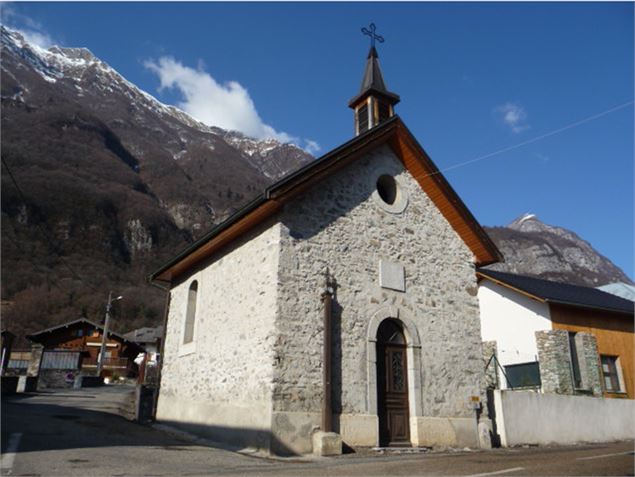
[96,291,122,377]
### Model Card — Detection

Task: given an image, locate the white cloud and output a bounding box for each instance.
[495,102,530,133]
[304,140,321,155]
[1,4,55,48]
[144,56,319,154]
[15,28,53,49]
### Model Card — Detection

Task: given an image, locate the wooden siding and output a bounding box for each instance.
[550,304,634,399]
[30,322,142,363]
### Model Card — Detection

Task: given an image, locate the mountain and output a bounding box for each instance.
[0,27,313,339]
[2,28,630,342]
[483,214,633,287]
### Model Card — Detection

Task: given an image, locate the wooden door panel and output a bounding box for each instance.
[389,410,409,442]
[378,343,410,446]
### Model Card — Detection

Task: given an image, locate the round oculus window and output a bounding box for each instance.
[372,173,408,214]
[376,175,398,205]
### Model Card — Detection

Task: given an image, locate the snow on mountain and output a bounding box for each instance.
[484,215,632,287]
[1,24,313,240]
[1,26,310,165]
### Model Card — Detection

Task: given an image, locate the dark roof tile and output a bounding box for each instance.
[477,269,634,315]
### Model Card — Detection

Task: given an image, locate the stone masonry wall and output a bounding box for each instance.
[27,344,43,377]
[38,369,76,389]
[274,145,486,420]
[535,329,574,394]
[575,332,602,396]
[157,222,281,439]
[482,341,499,390]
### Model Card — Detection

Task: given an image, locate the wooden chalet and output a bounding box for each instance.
[26,318,144,377]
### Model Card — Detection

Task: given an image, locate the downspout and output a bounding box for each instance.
[320,269,336,433]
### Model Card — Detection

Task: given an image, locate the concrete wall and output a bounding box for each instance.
[274,145,488,452]
[478,281,551,388]
[157,223,281,452]
[493,390,635,446]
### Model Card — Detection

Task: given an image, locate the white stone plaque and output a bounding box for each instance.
[379,260,405,292]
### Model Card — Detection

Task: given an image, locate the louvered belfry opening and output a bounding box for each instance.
[349,38,400,136]
[357,103,369,134]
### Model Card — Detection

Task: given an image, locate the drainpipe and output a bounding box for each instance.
[321,269,335,433]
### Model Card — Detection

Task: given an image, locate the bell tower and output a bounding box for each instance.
[348,23,400,136]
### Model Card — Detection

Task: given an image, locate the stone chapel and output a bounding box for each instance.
[150,37,502,455]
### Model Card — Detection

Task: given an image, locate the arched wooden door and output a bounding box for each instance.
[376,319,410,446]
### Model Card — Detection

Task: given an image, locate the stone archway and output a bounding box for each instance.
[367,306,423,446]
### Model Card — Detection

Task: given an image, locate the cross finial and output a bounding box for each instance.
[361,23,384,49]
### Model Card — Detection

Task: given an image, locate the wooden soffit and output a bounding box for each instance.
[151,116,502,284]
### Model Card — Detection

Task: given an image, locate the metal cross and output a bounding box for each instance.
[361,23,384,48]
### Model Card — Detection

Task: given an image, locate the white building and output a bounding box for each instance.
[478,269,633,398]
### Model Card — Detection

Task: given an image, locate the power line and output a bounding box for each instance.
[1,155,101,293]
[429,100,635,177]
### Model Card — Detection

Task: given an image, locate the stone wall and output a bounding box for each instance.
[274,145,487,451]
[535,329,603,397]
[156,223,281,451]
[574,332,602,396]
[482,341,499,390]
[27,344,43,377]
[535,329,573,394]
[38,369,77,389]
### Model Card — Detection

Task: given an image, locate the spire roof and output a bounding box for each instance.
[348,46,400,108]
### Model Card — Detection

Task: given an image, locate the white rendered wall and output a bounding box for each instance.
[478,280,552,388]
[493,390,635,446]
[157,223,281,450]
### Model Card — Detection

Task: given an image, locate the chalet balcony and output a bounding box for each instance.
[81,357,132,371]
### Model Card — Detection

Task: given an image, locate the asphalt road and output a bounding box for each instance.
[2,387,633,476]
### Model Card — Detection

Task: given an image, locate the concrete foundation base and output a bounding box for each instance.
[312,431,342,456]
[339,414,378,446]
[478,420,493,449]
[157,393,489,454]
[415,417,481,448]
[156,394,273,453]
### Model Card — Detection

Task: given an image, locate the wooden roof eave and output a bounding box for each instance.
[154,198,283,283]
[151,115,502,284]
[476,271,547,304]
[388,122,502,267]
[545,299,635,316]
[151,120,402,284]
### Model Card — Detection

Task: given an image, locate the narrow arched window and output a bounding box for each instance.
[183,280,198,344]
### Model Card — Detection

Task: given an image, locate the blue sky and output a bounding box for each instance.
[3,2,633,279]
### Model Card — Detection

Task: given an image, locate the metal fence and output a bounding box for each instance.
[6,359,29,369]
[40,351,81,370]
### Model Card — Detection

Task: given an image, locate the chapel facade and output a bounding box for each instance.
[151,39,501,455]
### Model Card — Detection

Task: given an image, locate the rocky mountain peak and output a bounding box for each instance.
[484,216,632,287]
[1,26,314,339]
[508,213,544,232]
[48,46,96,62]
